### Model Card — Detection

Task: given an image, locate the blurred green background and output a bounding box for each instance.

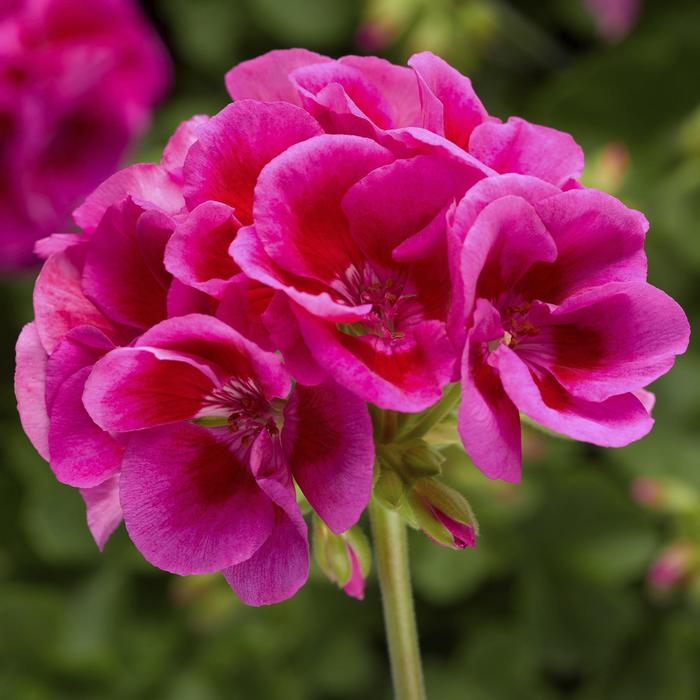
[2,0,700,697]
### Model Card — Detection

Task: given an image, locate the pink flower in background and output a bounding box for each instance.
[584,0,641,42]
[0,0,170,270]
[450,177,689,482]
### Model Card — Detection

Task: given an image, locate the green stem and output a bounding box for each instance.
[398,383,461,442]
[370,499,426,700]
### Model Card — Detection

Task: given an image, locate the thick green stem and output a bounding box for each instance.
[370,499,426,700]
[398,383,461,442]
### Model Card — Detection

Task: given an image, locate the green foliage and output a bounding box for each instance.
[2,0,700,697]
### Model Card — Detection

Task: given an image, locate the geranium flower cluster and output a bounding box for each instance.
[15,49,689,605]
[0,0,169,270]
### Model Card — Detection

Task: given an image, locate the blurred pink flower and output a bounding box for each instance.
[648,542,695,594]
[584,0,641,42]
[0,0,170,270]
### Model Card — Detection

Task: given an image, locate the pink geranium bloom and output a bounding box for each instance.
[0,0,170,269]
[450,175,690,482]
[81,314,374,605]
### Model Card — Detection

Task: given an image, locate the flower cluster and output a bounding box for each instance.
[15,49,689,605]
[0,0,170,269]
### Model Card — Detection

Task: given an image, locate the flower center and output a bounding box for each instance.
[488,302,539,352]
[333,264,419,341]
[202,377,281,447]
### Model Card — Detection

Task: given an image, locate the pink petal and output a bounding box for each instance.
[48,366,123,487]
[458,301,522,482]
[80,474,123,550]
[291,61,396,133]
[458,195,558,323]
[469,117,584,187]
[216,275,276,351]
[261,293,328,386]
[282,381,374,533]
[339,55,421,128]
[408,51,488,149]
[183,100,322,224]
[224,507,308,606]
[45,325,113,412]
[231,226,371,323]
[133,314,290,399]
[297,312,455,412]
[342,151,485,269]
[224,431,308,605]
[528,188,648,302]
[342,547,366,600]
[225,48,331,105]
[532,282,690,402]
[494,347,654,446]
[15,323,50,461]
[160,114,209,180]
[83,347,216,433]
[252,134,394,281]
[34,246,118,353]
[165,201,242,298]
[120,424,276,575]
[73,163,184,233]
[82,198,171,330]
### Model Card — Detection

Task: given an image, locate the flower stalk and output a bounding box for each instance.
[370,498,426,700]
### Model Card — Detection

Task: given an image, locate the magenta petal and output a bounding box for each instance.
[469,117,584,187]
[231,226,370,323]
[494,347,654,446]
[261,293,328,386]
[224,430,309,605]
[34,247,117,353]
[73,163,184,233]
[183,100,322,223]
[15,323,50,460]
[216,275,276,352]
[48,366,123,488]
[291,61,396,132]
[408,51,488,149]
[457,195,557,324]
[339,55,421,128]
[224,508,309,606]
[458,302,522,482]
[132,314,291,399]
[342,151,485,268]
[120,424,275,575]
[45,325,114,412]
[342,547,366,600]
[160,114,209,180]
[282,382,374,533]
[530,188,648,301]
[225,48,331,105]
[537,282,690,402]
[82,198,171,331]
[297,312,454,412]
[80,474,122,550]
[252,134,394,281]
[83,347,215,433]
[165,201,241,298]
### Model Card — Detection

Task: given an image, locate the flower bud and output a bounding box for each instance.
[374,464,406,509]
[312,518,372,600]
[648,541,696,596]
[407,478,478,550]
[402,440,444,478]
